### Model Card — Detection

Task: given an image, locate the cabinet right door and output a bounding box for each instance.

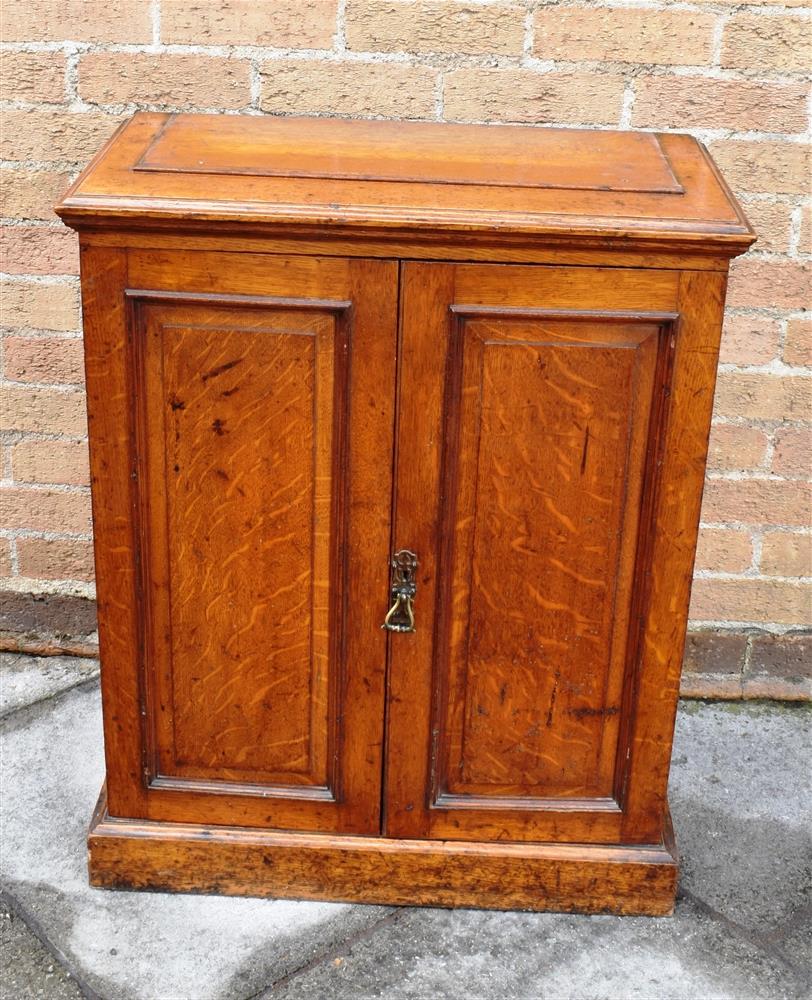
[386,261,726,845]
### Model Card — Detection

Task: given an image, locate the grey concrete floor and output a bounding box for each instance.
[0,651,809,1000]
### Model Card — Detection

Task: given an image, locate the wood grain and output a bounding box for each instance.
[56,113,755,257]
[137,298,344,788]
[619,269,729,843]
[79,227,734,273]
[81,247,398,834]
[135,115,683,195]
[386,264,678,845]
[78,245,147,820]
[439,314,661,799]
[88,788,679,916]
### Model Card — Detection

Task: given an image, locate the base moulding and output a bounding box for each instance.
[88,788,679,916]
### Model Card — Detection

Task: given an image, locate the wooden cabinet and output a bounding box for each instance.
[56,113,754,915]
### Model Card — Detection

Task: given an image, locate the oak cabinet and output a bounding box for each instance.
[56,113,754,915]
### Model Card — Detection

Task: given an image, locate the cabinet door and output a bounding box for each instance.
[82,247,397,834]
[386,262,724,845]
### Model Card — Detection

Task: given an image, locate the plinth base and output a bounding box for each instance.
[88,788,678,916]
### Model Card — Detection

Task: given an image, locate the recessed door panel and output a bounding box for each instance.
[439,315,659,801]
[385,263,676,844]
[140,303,341,788]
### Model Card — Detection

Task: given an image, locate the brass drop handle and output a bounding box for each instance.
[381,549,418,633]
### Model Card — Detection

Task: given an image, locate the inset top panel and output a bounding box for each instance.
[134,115,683,194]
[56,113,754,256]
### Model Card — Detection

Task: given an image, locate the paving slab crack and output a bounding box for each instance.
[759,901,812,947]
[252,907,405,999]
[0,675,100,732]
[679,887,810,990]
[0,887,104,1000]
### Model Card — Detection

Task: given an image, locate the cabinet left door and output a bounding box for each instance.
[81,246,398,835]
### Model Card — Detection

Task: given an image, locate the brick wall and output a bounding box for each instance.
[1,0,810,697]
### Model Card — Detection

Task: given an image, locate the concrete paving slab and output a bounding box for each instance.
[774,905,812,976]
[267,897,806,1000]
[265,702,811,1000]
[0,897,83,1000]
[1,665,809,1000]
[0,683,389,1000]
[0,653,99,719]
[669,702,812,935]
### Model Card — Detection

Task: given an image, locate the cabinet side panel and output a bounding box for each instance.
[621,269,728,842]
[78,244,147,817]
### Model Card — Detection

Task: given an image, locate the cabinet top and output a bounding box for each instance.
[56,112,754,257]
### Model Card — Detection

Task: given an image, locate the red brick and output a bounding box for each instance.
[0,387,87,437]
[746,633,812,702]
[0,110,123,164]
[260,60,438,119]
[719,315,780,366]
[799,203,812,256]
[761,532,812,578]
[689,578,811,626]
[0,169,72,221]
[79,54,251,111]
[713,373,811,421]
[722,14,812,74]
[633,77,807,133]
[11,440,90,486]
[0,0,152,43]
[0,280,79,331]
[741,202,793,255]
[727,259,811,311]
[743,677,811,705]
[784,319,812,368]
[162,0,337,48]
[443,69,624,125]
[346,1,524,55]
[695,528,753,573]
[16,537,95,582]
[679,673,744,700]
[682,631,746,677]
[0,227,79,276]
[0,591,98,643]
[772,427,812,479]
[533,6,715,65]
[0,487,92,534]
[719,313,781,365]
[701,480,811,527]
[709,141,811,196]
[3,337,84,385]
[0,538,11,577]
[707,425,768,472]
[0,51,66,103]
